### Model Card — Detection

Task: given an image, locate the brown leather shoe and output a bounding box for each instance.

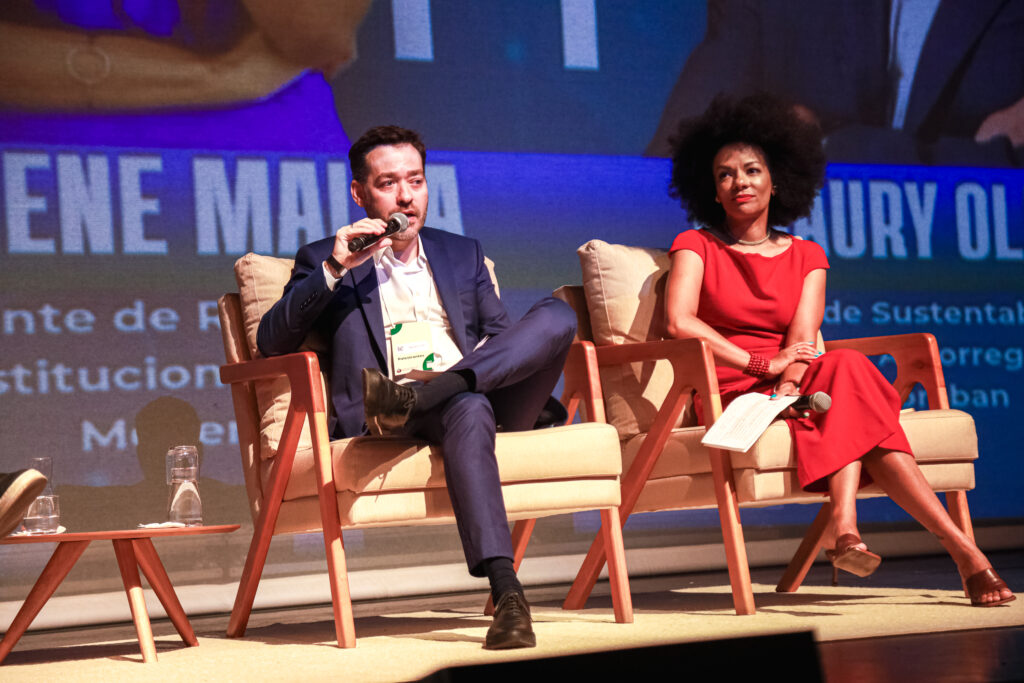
[484,591,536,650]
[362,368,416,435]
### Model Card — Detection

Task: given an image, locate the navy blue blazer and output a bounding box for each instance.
[257,227,511,438]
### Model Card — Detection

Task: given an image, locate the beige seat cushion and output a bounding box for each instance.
[261,422,624,532]
[628,458,977,514]
[578,239,676,439]
[621,409,978,480]
[263,422,622,501]
[619,409,977,512]
[275,477,625,533]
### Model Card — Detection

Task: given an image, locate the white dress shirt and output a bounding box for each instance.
[323,236,463,380]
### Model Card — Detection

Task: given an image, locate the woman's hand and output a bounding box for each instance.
[773,378,801,396]
[771,377,806,418]
[767,341,819,377]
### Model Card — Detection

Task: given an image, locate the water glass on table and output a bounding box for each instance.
[23,494,60,534]
[166,446,202,526]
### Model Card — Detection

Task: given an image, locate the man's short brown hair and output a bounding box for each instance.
[348,126,427,183]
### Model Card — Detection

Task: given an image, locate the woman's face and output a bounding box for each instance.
[712,143,773,227]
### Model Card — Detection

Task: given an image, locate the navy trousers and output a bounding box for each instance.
[400,296,576,576]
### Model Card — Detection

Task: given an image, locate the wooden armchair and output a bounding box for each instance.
[217,252,632,648]
[556,239,979,615]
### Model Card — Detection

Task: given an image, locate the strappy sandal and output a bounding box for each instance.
[825,533,882,586]
[964,568,1016,607]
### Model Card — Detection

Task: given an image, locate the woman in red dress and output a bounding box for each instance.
[663,94,1013,606]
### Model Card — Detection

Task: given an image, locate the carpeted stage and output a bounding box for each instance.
[3,551,1022,682]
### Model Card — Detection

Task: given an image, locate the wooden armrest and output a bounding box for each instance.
[562,341,604,423]
[220,351,327,413]
[561,337,724,428]
[219,351,334,514]
[596,337,723,425]
[824,333,948,408]
[592,337,711,368]
[825,332,937,357]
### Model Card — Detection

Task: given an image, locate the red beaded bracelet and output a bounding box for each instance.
[744,354,770,377]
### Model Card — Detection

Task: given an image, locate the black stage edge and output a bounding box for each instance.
[420,631,822,681]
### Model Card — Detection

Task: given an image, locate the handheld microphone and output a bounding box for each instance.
[348,213,409,252]
[791,391,831,413]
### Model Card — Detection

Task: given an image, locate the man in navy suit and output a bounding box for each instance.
[257,126,576,650]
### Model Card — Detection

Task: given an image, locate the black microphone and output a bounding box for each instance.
[348,212,409,252]
[791,391,831,413]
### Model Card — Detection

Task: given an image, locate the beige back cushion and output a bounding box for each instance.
[234,253,328,459]
[232,252,501,461]
[577,239,678,438]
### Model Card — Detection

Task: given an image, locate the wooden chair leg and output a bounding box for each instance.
[708,450,755,615]
[310,409,356,648]
[945,491,974,596]
[567,446,755,615]
[565,407,683,610]
[565,449,650,610]
[0,540,89,664]
[946,491,974,541]
[227,502,281,638]
[320,522,354,647]
[601,507,633,623]
[228,408,309,639]
[563,519,609,610]
[111,539,158,663]
[776,503,832,593]
[484,518,537,616]
[133,538,198,646]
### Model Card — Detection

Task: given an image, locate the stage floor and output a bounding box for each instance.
[3,549,1023,681]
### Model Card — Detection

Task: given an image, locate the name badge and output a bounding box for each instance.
[391,321,435,375]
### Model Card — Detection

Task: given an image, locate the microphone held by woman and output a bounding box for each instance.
[791,391,831,413]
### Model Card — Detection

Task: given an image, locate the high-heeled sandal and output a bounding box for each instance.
[964,568,1016,607]
[825,533,882,586]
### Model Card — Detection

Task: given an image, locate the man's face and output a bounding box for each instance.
[351,143,428,252]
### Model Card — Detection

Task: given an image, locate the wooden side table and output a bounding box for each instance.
[0,525,239,663]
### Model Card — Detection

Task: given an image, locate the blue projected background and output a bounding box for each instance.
[1,0,1022,544]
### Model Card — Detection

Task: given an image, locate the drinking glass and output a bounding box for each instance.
[23,494,60,534]
[31,456,53,494]
[166,446,199,484]
[166,446,202,526]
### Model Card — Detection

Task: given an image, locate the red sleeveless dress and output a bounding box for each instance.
[670,229,912,491]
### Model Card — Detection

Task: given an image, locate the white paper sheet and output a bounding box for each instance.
[700,392,799,452]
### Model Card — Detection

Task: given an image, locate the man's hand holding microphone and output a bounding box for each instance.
[324,213,409,278]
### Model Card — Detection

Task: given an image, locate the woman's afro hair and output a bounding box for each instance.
[668,92,826,228]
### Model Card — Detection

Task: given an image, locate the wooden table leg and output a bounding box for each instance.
[132,538,198,647]
[0,540,90,664]
[111,539,157,663]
